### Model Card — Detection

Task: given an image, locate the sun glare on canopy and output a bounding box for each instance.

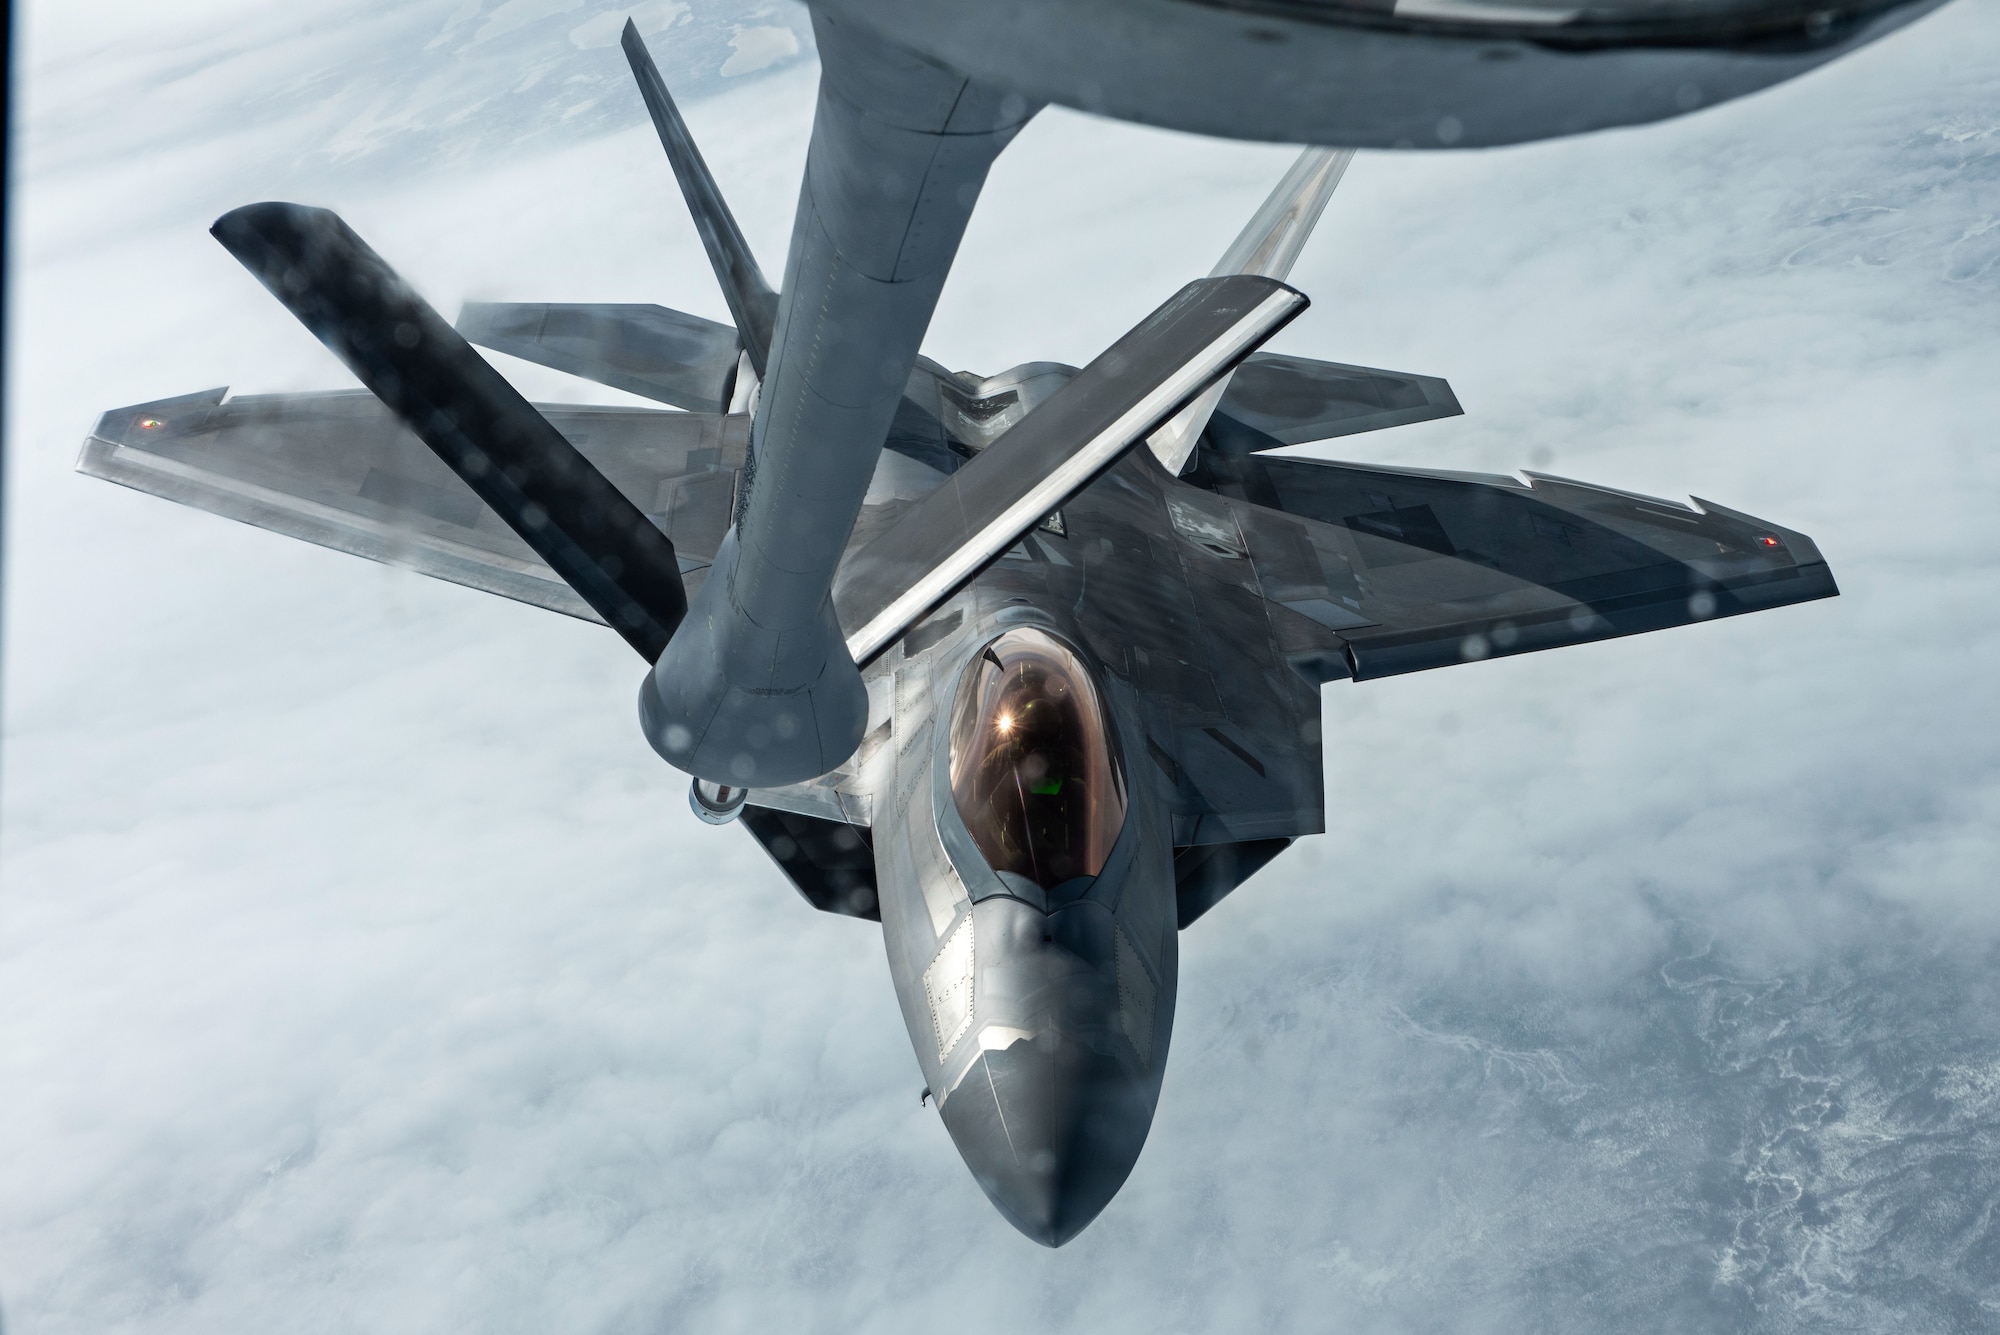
[948,629,1127,889]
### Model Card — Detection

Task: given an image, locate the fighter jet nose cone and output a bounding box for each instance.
[998,1177,1087,1250]
[939,1038,1154,1247]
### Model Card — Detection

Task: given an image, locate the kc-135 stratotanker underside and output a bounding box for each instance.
[80,3,1902,1241]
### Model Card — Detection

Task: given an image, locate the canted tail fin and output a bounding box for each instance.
[1147,148,1353,473]
[621,19,778,377]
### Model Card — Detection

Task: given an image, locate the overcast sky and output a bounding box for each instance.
[6,2,2000,1331]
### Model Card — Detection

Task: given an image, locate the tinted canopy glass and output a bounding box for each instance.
[948,630,1126,889]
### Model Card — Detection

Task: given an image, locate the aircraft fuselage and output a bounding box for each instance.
[870,586,1179,1247]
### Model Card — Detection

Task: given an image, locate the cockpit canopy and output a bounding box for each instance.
[948,629,1127,889]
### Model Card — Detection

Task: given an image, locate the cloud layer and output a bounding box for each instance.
[6,1,2000,1330]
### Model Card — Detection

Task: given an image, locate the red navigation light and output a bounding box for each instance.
[1760,535,1780,547]
[137,418,163,430]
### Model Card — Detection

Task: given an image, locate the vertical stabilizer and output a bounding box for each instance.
[1147,147,1353,473]
[622,20,779,376]
[1210,147,1354,281]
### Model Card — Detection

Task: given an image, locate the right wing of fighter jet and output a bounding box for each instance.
[77,386,747,622]
[1128,448,1833,927]
[1205,450,1838,682]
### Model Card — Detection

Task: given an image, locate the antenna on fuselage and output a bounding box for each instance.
[621,20,779,379]
[1146,146,1354,475]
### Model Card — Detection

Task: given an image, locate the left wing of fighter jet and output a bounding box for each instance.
[78,386,746,621]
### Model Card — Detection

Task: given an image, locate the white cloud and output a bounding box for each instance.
[569,0,690,50]
[720,24,800,78]
[474,0,587,46]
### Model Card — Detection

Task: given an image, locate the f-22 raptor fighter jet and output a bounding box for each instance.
[82,0,1914,1241]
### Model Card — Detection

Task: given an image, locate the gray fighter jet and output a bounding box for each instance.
[79,8,1888,1243]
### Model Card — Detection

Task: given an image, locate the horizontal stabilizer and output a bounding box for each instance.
[457,302,741,412]
[834,274,1307,664]
[1213,351,1462,448]
[78,388,746,625]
